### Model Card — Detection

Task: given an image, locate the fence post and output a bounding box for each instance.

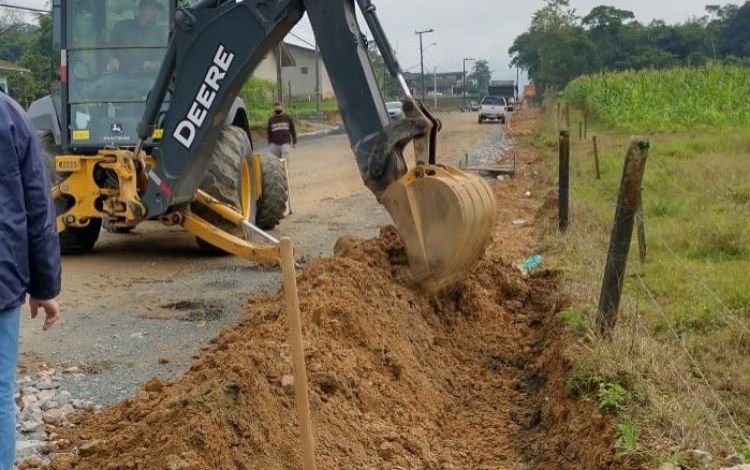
[592,136,601,180]
[636,199,647,264]
[597,138,650,336]
[558,130,570,232]
[579,121,583,141]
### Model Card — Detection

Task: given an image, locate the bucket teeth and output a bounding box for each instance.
[382,164,497,291]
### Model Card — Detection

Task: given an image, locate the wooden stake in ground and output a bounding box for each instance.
[558,130,570,232]
[280,238,317,470]
[592,136,601,180]
[597,139,650,335]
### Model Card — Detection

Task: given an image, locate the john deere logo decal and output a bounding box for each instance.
[110,121,124,135]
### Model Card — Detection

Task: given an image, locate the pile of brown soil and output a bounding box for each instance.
[38,110,615,470]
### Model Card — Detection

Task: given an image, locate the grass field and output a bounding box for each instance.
[539,71,750,467]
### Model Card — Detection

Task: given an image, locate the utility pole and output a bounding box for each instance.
[462,57,475,108]
[276,44,284,104]
[315,44,321,112]
[433,67,438,109]
[415,28,434,99]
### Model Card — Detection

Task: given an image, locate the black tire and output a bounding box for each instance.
[193,126,255,252]
[478,116,484,124]
[255,153,288,230]
[38,130,102,254]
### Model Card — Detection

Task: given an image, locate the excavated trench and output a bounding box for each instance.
[30,110,615,470]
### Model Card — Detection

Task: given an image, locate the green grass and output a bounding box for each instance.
[540,102,750,466]
[563,66,750,132]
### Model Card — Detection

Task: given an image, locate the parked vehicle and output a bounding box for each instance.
[386,101,404,119]
[469,100,481,112]
[478,96,507,124]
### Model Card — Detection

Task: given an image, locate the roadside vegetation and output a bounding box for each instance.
[563,66,750,131]
[511,1,750,465]
[534,69,750,467]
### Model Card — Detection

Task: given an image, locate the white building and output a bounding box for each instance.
[253,42,334,102]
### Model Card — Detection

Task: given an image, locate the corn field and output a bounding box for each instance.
[563,66,750,131]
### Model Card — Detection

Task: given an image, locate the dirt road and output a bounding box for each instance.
[18,112,503,405]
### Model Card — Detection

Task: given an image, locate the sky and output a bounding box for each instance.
[2,0,720,81]
[289,0,718,81]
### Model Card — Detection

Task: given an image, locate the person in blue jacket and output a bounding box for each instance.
[0,91,61,469]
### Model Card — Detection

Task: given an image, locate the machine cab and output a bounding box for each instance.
[58,0,175,153]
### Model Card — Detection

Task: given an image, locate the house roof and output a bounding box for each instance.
[0,59,29,73]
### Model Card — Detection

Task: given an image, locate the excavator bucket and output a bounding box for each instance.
[381,164,497,291]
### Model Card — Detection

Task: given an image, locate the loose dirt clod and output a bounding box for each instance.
[44,111,614,470]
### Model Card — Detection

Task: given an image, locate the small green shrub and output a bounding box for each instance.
[614,419,639,456]
[564,364,599,397]
[598,383,628,413]
[559,308,586,332]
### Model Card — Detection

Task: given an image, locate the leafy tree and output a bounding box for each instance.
[509,1,750,97]
[366,41,401,100]
[468,60,491,95]
[1,13,56,105]
[720,1,750,56]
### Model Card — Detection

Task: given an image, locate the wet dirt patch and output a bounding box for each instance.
[160,300,224,322]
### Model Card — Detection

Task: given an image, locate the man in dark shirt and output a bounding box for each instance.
[266,102,297,159]
[266,102,296,215]
[0,92,61,467]
[108,0,165,74]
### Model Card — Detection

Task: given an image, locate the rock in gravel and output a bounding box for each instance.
[20,420,44,433]
[16,440,45,457]
[41,400,59,411]
[36,390,54,402]
[158,357,170,365]
[58,390,72,406]
[35,379,56,390]
[20,395,38,409]
[79,439,106,457]
[144,378,164,393]
[281,374,295,394]
[42,409,65,426]
[21,387,39,396]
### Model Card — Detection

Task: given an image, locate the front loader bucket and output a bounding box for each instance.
[382,164,497,291]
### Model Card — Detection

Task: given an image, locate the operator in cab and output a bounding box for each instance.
[108,0,165,74]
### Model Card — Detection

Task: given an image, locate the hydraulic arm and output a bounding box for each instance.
[131,0,496,290]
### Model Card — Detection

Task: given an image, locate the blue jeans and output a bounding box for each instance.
[0,308,19,470]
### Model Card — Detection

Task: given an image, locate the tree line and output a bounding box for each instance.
[0,12,55,107]
[510,0,750,94]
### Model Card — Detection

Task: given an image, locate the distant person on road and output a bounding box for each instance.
[0,93,62,468]
[267,102,297,159]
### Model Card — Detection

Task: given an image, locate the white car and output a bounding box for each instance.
[386,101,404,119]
[478,96,507,124]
